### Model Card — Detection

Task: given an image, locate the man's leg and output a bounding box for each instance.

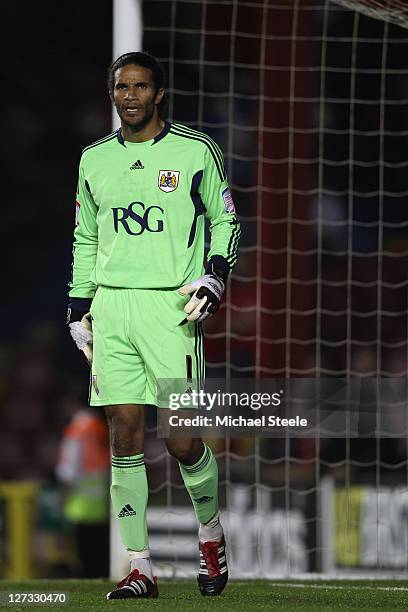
[165,438,219,525]
[105,404,158,599]
[165,437,228,596]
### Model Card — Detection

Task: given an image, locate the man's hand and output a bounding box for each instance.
[67,310,93,364]
[178,272,225,323]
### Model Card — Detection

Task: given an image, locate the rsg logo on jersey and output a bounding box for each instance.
[112,201,164,235]
[158,170,180,192]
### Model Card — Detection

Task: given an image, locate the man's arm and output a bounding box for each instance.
[179,141,241,323]
[200,143,240,280]
[67,156,98,361]
[68,156,98,310]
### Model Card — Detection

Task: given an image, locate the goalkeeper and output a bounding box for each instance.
[68,51,240,600]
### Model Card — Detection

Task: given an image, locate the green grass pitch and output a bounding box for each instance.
[1,579,408,611]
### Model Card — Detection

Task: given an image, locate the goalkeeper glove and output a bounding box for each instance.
[178,266,226,324]
[67,309,93,364]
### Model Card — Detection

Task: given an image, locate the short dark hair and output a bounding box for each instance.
[108,51,167,119]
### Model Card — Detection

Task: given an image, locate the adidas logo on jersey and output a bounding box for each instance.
[118,504,137,517]
[130,160,144,170]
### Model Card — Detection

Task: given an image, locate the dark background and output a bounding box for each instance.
[1,1,113,479]
[2,0,408,480]
[2,2,112,336]
[1,0,408,575]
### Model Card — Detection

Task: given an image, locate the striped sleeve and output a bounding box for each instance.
[199,141,241,274]
[68,155,98,299]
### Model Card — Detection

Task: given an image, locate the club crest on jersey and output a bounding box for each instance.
[158,170,180,192]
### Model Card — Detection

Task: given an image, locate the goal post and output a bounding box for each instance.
[110,0,143,580]
[112,0,143,129]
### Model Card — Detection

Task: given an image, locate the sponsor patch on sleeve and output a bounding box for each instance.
[75,200,80,226]
[222,187,235,213]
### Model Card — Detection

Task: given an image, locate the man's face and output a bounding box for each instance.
[111,64,164,130]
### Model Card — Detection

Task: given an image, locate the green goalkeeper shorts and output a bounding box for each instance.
[89,286,205,408]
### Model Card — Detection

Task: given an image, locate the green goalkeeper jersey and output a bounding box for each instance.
[69,122,240,299]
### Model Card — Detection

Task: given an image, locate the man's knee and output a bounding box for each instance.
[166,438,204,465]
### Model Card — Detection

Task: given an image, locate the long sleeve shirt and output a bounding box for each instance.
[69,122,240,300]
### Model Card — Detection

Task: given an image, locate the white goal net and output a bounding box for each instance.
[112,0,408,578]
[331,0,408,30]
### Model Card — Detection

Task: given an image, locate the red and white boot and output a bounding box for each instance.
[106,569,158,600]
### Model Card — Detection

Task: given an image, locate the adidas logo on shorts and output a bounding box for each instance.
[118,504,137,517]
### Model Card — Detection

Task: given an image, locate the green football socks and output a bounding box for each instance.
[179,444,219,525]
[111,454,149,551]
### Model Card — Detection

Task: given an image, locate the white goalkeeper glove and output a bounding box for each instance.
[178,270,225,323]
[67,310,93,364]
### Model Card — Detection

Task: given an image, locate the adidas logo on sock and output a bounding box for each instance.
[194,495,214,504]
[118,504,137,517]
[130,160,144,169]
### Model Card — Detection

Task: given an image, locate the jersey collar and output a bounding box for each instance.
[117,121,171,147]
